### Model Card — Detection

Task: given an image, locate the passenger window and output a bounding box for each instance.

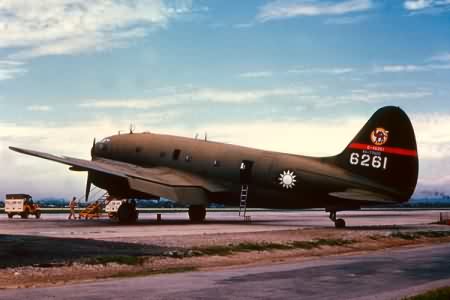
[172,149,181,160]
[213,160,220,167]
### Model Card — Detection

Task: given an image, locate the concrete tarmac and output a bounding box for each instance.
[1,242,450,300]
[0,210,444,240]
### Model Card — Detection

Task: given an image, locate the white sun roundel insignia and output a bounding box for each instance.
[370,127,389,146]
[278,170,297,189]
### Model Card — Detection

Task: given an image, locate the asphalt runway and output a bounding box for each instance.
[1,242,450,300]
[0,210,444,240]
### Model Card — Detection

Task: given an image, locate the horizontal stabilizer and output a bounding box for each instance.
[329,189,396,203]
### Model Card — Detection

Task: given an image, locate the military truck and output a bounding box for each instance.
[5,194,41,219]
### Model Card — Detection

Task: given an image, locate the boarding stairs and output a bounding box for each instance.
[78,190,112,220]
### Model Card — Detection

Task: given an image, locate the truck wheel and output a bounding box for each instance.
[20,212,29,219]
[7,213,13,219]
[35,212,41,219]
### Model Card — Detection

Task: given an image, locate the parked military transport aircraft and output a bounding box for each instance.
[10,106,418,227]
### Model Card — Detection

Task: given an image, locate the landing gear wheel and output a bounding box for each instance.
[188,205,206,223]
[328,210,346,229]
[335,218,346,228]
[118,200,138,224]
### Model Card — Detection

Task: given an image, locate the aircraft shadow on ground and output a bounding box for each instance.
[0,234,168,268]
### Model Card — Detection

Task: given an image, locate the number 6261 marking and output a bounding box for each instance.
[349,153,388,170]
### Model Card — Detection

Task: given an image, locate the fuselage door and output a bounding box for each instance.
[240,160,254,184]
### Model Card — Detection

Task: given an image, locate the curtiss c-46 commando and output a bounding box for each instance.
[10,106,419,227]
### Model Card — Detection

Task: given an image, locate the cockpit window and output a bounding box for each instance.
[97,137,112,152]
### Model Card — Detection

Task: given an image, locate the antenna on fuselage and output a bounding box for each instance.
[204,132,208,141]
[129,123,135,134]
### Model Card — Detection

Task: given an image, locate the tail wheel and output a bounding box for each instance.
[335,218,346,228]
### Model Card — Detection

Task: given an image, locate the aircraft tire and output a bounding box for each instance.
[118,203,131,224]
[188,205,206,223]
[335,218,346,228]
[118,202,138,224]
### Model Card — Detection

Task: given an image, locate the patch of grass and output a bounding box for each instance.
[194,245,233,256]
[194,239,355,256]
[83,255,145,266]
[403,286,450,300]
[235,242,293,252]
[391,231,450,240]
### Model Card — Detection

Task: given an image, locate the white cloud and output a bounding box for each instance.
[410,113,450,159]
[257,0,372,22]
[344,90,432,102]
[373,64,450,73]
[80,87,310,108]
[80,99,166,110]
[289,67,354,75]
[404,0,433,10]
[404,0,450,12]
[0,60,27,81]
[314,89,432,108]
[0,60,25,66]
[430,52,450,62]
[238,71,273,78]
[0,0,192,59]
[27,105,53,112]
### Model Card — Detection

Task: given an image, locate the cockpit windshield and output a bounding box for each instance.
[95,137,112,155]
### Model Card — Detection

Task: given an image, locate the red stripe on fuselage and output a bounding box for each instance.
[349,143,417,157]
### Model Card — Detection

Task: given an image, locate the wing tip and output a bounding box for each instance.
[9,146,23,153]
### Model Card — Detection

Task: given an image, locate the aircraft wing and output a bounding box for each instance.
[9,146,228,204]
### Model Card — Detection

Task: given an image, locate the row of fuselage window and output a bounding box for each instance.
[137,147,221,167]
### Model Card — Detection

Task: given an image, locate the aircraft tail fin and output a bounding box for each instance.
[332,106,418,202]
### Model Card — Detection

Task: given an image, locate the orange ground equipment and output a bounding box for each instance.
[78,201,102,220]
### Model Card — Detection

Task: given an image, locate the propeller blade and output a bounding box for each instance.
[85,171,92,202]
[91,138,96,159]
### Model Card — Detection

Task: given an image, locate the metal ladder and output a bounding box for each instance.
[239,184,249,217]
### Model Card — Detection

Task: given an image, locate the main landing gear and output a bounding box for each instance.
[118,199,139,224]
[329,210,346,228]
[188,205,206,223]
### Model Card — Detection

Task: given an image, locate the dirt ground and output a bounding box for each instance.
[2,225,450,289]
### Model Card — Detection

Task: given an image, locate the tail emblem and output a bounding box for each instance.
[370,128,389,146]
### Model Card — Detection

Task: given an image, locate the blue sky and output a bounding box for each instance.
[0,0,450,199]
